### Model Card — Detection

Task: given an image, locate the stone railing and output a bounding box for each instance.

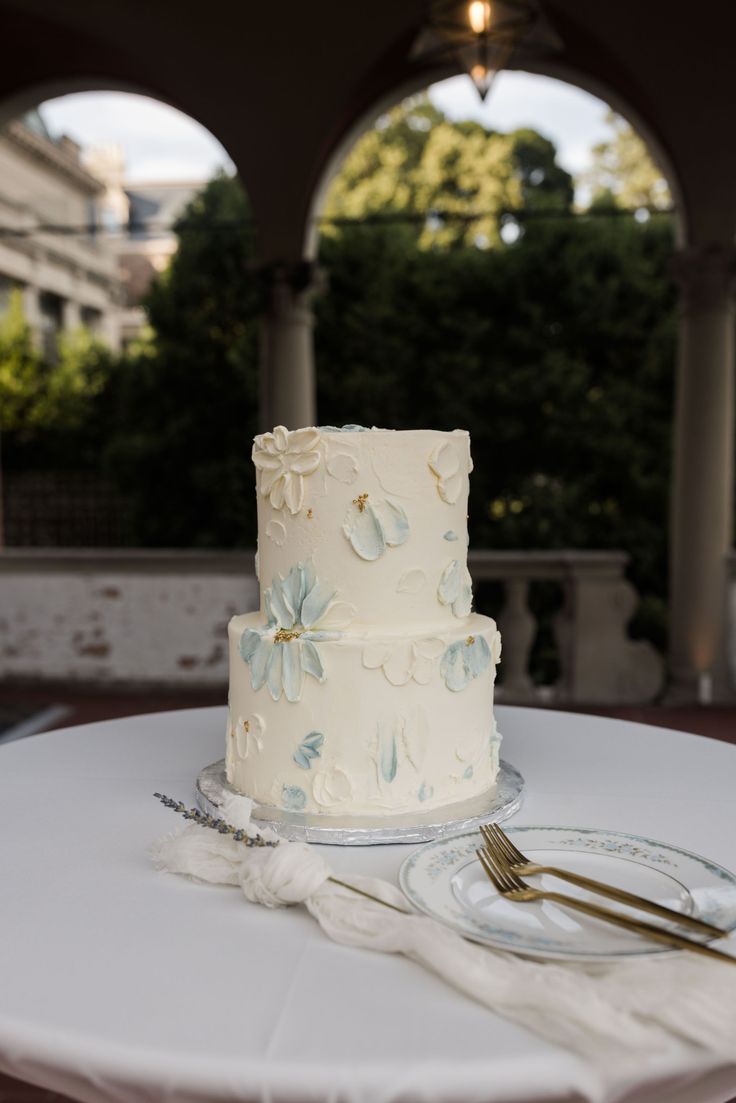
[0,548,664,702]
[469,550,664,705]
[0,549,258,687]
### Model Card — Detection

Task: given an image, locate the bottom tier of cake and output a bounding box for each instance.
[226,611,502,816]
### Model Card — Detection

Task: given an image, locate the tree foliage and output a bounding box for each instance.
[323,99,573,248]
[582,111,672,210]
[315,215,676,644]
[0,290,110,436]
[102,174,261,547]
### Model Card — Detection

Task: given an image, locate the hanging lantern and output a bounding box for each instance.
[411,0,562,103]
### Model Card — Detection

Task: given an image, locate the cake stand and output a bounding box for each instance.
[196,758,524,845]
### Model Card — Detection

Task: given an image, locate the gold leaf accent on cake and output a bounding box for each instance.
[466,636,475,645]
[307,509,313,519]
[352,492,369,512]
[274,627,302,643]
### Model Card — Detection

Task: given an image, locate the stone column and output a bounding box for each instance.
[669,243,736,700]
[62,298,81,330]
[97,304,122,352]
[259,261,320,431]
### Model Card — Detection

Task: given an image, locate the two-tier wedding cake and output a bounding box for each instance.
[226,425,501,818]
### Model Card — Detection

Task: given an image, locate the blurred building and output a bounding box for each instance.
[0,110,122,353]
[83,145,203,346]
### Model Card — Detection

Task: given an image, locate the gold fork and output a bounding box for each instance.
[480,823,727,939]
[475,845,736,965]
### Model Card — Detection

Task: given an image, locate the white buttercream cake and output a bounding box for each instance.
[226,425,502,817]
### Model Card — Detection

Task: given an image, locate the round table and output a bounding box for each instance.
[1,705,735,1103]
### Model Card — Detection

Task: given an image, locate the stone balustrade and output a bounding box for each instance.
[469,550,665,705]
[0,548,664,702]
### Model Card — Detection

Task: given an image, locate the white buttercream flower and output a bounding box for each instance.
[252,425,321,514]
[363,637,444,686]
[234,714,265,758]
[455,727,487,767]
[326,450,359,484]
[226,713,265,778]
[396,568,426,594]
[312,766,353,808]
[428,441,465,504]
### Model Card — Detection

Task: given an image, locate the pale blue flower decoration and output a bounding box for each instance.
[282,784,307,811]
[441,635,492,692]
[320,424,370,432]
[239,562,355,702]
[380,733,398,783]
[438,559,473,618]
[343,494,409,561]
[443,530,459,541]
[293,731,324,770]
[418,782,434,802]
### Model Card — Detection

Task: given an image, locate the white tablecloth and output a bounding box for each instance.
[0,705,734,1103]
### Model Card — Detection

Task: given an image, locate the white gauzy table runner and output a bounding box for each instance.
[0,705,735,1103]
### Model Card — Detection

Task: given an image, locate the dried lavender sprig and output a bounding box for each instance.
[153,792,278,848]
[153,794,410,914]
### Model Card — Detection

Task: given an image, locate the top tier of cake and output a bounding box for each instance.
[253,425,473,631]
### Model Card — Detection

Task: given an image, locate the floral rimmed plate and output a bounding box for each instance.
[399,825,736,962]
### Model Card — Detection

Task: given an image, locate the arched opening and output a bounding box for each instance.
[301,69,680,699]
[0,87,258,551]
[305,65,685,257]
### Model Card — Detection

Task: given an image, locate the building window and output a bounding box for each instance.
[81,306,102,332]
[39,291,63,361]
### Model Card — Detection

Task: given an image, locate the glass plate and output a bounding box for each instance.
[399,825,736,961]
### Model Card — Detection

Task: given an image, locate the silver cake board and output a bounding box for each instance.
[196,759,524,846]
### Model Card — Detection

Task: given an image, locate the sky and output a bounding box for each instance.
[39,72,615,185]
[41,93,235,183]
[429,72,613,178]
